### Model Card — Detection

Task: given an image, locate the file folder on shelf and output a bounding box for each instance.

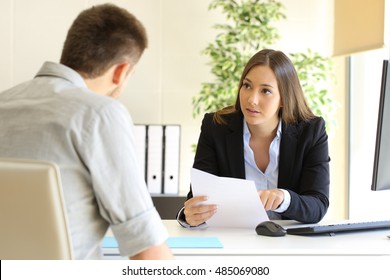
[163,125,180,194]
[146,125,164,194]
[133,124,180,195]
[133,125,146,179]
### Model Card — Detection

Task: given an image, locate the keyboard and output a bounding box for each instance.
[286,220,390,235]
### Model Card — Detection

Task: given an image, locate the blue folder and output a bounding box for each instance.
[102,236,223,249]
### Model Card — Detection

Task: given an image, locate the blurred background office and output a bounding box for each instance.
[1,0,389,221]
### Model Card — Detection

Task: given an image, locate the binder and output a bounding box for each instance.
[163,125,180,194]
[146,125,163,194]
[133,125,147,180]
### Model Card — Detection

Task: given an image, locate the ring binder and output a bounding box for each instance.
[134,124,180,195]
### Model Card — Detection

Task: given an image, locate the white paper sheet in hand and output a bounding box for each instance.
[191,168,269,228]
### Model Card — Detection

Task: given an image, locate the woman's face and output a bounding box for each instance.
[239,65,282,129]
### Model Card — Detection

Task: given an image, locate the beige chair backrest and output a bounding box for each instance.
[0,158,73,259]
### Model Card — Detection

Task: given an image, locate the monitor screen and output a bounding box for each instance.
[371,60,390,191]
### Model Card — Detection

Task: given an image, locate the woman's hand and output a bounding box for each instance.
[258,189,284,211]
[183,196,217,226]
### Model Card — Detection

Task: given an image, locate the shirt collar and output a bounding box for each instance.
[35,61,88,89]
[243,118,282,139]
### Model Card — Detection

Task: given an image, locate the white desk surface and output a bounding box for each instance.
[163,220,390,257]
[104,220,390,259]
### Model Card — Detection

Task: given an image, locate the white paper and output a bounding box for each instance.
[191,168,269,228]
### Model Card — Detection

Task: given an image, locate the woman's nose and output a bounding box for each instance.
[248,91,260,105]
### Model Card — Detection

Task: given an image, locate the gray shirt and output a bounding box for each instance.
[0,62,168,259]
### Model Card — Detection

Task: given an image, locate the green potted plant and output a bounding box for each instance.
[192,0,336,130]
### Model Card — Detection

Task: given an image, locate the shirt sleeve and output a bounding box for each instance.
[273,189,291,213]
[176,207,207,229]
[176,207,191,228]
[80,100,168,257]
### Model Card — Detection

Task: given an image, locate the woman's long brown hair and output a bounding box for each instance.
[213,49,315,125]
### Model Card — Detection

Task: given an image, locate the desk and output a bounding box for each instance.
[103,220,390,259]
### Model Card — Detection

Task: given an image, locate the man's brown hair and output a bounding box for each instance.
[60,3,147,78]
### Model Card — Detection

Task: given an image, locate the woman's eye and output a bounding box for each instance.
[262,89,272,95]
[242,82,251,89]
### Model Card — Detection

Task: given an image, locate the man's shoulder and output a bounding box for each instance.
[63,89,128,125]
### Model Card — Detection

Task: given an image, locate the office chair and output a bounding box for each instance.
[0,158,73,259]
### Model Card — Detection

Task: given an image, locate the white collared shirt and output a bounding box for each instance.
[243,119,291,218]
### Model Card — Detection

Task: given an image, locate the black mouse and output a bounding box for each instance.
[255,221,287,237]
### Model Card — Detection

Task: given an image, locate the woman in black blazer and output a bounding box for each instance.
[179,49,330,226]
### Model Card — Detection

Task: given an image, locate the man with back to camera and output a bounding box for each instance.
[0,3,173,259]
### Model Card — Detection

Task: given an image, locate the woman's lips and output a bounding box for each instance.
[246,108,260,114]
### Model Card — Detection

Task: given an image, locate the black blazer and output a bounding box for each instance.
[186,112,330,224]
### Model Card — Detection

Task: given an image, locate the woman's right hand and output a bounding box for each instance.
[183,196,217,227]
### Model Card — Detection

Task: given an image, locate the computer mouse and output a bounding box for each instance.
[255,221,287,237]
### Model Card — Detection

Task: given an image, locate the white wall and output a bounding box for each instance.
[0,0,347,219]
[349,48,390,220]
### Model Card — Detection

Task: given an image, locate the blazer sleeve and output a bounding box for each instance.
[176,113,221,224]
[279,117,330,223]
[185,113,222,200]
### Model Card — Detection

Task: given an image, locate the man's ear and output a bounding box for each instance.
[112,63,132,85]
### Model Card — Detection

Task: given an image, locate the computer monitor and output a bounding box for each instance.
[371,59,390,191]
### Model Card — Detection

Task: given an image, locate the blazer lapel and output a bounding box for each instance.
[225,113,246,179]
[278,123,299,187]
